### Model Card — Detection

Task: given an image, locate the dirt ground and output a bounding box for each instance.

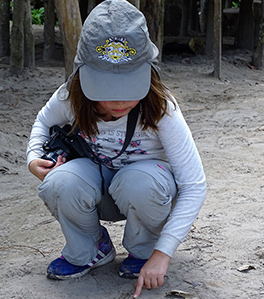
[0,26,264,298]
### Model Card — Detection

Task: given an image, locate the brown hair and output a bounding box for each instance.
[69,67,174,138]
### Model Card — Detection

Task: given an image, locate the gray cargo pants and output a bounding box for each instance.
[38,158,177,266]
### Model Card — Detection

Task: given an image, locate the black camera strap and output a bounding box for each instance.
[77,103,140,161]
[76,103,140,193]
[110,103,140,161]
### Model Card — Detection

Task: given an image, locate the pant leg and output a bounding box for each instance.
[38,158,116,266]
[109,160,177,259]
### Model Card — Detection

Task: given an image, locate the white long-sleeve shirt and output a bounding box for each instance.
[27,87,206,257]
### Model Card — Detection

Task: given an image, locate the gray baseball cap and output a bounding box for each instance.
[71,0,159,101]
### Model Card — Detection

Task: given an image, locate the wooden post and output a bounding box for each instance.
[236,0,254,51]
[205,0,214,55]
[24,0,35,68]
[252,0,264,69]
[158,0,165,61]
[180,0,190,36]
[0,0,10,57]
[10,0,35,73]
[54,0,82,80]
[214,0,222,78]
[140,0,164,62]
[43,0,55,60]
[10,0,25,73]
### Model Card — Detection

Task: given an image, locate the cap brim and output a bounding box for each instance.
[79,63,151,101]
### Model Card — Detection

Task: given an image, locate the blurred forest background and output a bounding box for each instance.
[0,0,264,78]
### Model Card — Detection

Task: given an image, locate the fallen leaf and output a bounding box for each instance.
[167,289,198,298]
[237,265,256,272]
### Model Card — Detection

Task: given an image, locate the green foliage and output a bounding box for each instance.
[232,0,241,8]
[10,0,13,12]
[31,7,44,25]
[9,1,45,25]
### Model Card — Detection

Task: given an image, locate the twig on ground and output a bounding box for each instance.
[0,244,46,257]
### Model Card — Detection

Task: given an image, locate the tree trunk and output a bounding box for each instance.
[141,0,165,61]
[43,0,55,60]
[54,0,82,80]
[0,0,10,57]
[24,0,35,68]
[10,0,25,73]
[253,1,262,49]
[214,0,222,78]
[252,0,264,69]
[10,0,35,73]
[236,0,254,51]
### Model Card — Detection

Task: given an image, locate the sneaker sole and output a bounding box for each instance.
[48,247,116,280]
[118,270,139,279]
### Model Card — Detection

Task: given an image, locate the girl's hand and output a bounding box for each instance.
[133,250,171,298]
[29,155,66,181]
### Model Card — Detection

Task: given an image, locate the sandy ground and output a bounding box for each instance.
[0,26,264,298]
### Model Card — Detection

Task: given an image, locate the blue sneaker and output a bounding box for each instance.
[119,254,148,278]
[47,226,116,280]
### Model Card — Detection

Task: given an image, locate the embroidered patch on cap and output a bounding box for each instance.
[96,37,136,64]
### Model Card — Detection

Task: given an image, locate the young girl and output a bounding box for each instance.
[27,0,206,297]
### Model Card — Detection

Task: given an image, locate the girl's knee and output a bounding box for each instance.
[39,169,77,199]
[109,169,173,209]
[110,169,174,229]
[110,169,149,195]
[38,169,97,218]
